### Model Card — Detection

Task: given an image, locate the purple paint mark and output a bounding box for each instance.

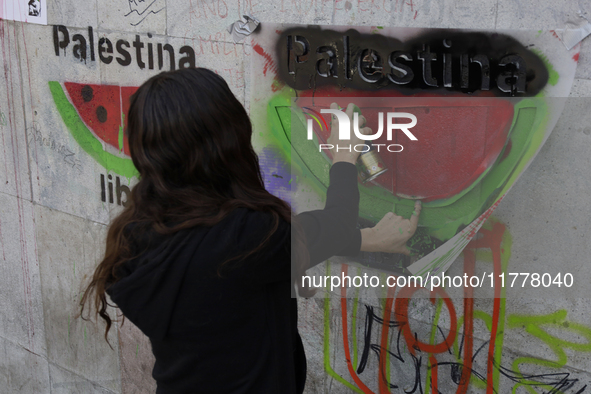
[259,146,293,205]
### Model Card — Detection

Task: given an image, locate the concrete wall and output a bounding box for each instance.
[1,0,590,393]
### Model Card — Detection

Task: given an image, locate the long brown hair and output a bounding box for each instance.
[80,68,308,341]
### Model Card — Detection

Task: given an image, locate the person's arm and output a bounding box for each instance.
[296,102,422,266]
[296,103,368,265]
[296,161,361,266]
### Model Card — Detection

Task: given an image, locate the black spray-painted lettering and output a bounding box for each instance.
[53,25,196,72]
[100,173,130,207]
[276,28,549,96]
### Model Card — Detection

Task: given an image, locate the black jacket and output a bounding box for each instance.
[107,162,362,393]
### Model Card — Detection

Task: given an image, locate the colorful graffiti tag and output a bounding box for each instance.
[320,220,591,394]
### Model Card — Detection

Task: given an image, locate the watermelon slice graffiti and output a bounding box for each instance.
[48,81,139,179]
[267,92,550,278]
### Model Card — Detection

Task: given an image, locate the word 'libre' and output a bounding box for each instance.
[101,174,130,207]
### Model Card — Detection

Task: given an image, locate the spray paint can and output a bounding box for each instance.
[357,142,388,182]
[349,105,388,182]
[335,104,388,183]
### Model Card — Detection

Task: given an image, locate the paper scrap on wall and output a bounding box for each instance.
[1,0,47,25]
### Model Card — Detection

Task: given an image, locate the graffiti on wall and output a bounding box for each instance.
[124,0,165,27]
[249,24,582,393]
[51,24,249,76]
[276,28,549,95]
[41,20,588,392]
[48,23,249,207]
[53,26,196,69]
[51,24,249,91]
[321,220,591,393]
[48,81,135,204]
[27,121,83,173]
[48,82,137,176]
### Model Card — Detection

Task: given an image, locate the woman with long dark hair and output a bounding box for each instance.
[81,67,420,393]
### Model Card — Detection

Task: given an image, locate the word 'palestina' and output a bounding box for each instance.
[277,29,550,96]
[53,26,196,70]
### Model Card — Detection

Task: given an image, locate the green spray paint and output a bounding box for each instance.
[119,113,125,152]
[531,48,559,86]
[507,310,591,394]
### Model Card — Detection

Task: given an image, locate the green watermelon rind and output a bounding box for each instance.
[49,81,138,180]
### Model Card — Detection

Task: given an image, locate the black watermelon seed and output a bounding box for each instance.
[96,106,108,123]
[81,85,93,102]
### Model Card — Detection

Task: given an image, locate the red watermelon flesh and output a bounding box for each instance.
[302,97,514,201]
[64,82,138,156]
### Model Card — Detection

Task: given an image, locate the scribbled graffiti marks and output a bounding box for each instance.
[27,122,83,173]
[354,304,589,394]
[124,0,165,26]
[326,222,591,394]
